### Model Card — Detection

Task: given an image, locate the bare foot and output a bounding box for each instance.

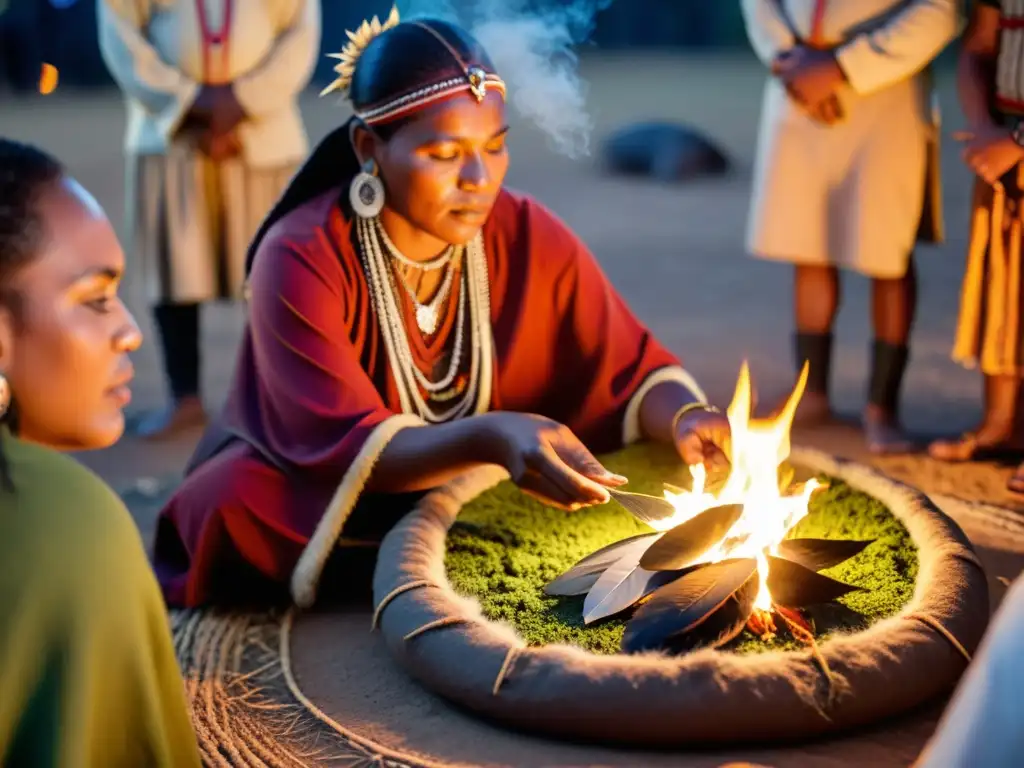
[863,407,915,456]
[1008,462,1024,495]
[927,422,1022,462]
[132,396,207,440]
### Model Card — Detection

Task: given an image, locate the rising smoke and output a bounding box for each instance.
[398,0,614,159]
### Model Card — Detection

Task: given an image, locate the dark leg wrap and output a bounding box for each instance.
[794,332,833,395]
[153,303,201,400]
[868,339,909,415]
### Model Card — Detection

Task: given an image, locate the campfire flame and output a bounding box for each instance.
[648,362,820,611]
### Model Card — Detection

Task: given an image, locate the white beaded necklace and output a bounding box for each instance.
[382,252,465,392]
[389,258,457,337]
[357,216,493,423]
[375,219,456,334]
[376,218,454,271]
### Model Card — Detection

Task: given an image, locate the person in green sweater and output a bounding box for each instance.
[0,138,199,766]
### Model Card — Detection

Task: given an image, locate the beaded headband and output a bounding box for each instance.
[320,5,507,126]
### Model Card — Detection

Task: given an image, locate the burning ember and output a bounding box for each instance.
[545,362,874,654]
[39,63,58,95]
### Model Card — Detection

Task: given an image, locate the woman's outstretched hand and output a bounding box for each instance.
[674,406,732,471]
[481,413,626,511]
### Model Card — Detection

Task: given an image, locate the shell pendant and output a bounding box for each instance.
[416,304,439,335]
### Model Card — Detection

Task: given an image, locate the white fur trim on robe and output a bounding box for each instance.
[622,365,708,446]
[291,414,426,608]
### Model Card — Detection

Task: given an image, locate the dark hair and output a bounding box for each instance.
[0,139,64,308]
[0,138,64,485]
[245,18,495,274]
[350,19,495,140]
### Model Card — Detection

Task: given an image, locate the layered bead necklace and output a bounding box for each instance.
[357,216,493,423]
[376,222,455,336]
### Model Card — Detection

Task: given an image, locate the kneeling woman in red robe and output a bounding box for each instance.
[153,8,731,609]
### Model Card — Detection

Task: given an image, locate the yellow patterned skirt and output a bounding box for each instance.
[953,166,1024,377]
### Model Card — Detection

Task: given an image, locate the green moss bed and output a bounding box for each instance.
[444,443,919,655]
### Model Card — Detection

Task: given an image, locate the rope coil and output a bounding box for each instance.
[773,608,838,714]
[371,580,432,631]
[492,647,521,696]
[404,616,469,642]
[904,612,973,664]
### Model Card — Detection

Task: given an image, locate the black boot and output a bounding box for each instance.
[155,302,201,400]
[867,339,908,415]
[865,339,913,454]
[132,303,207,439]
[795,332,833,394]
[791,332,833,424]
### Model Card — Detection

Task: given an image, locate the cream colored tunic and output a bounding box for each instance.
[741,0,960,279]
[98,0,319,168]
[98,0,320,302]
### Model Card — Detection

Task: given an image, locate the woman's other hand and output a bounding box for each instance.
[674,406,731,470]
[480,413,626,511]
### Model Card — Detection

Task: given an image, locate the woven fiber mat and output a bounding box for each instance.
[171,479,1024,768]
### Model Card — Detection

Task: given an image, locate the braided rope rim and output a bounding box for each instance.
[369,448,993,747]
[168,451,1004,762]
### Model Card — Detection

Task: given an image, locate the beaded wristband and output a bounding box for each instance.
[671,401,721,437]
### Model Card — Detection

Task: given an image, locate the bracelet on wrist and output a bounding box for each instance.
[1011,118,1024,149]
[670,401,720,437]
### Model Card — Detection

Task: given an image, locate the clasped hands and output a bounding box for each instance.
[772,46,847,126]
[776,44,1024,184]
[183,84,247,161]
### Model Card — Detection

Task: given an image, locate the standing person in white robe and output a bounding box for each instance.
[98,0,321,438]
[741,0,959,454]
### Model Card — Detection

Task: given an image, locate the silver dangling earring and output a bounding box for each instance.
[349,160,385,219]
[0,374,11,421]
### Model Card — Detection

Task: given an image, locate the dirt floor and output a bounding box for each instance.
[0,51,1020,539]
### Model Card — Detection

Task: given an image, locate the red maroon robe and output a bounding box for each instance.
[153,186,702,608]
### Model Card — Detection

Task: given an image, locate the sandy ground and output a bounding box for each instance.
[1,52,1022,539]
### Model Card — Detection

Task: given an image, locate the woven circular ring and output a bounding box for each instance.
[371,448,990,747]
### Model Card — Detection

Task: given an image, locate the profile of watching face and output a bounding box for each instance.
[0,177,142,450]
